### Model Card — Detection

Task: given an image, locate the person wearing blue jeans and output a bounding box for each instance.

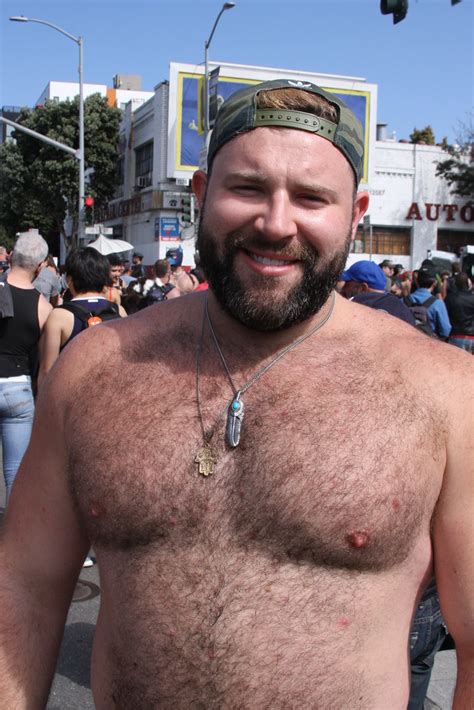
[408,579,449,710]
[0,377,35,502]
[0,230,51,504]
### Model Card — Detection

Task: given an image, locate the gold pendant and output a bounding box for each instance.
[195,444,218,477]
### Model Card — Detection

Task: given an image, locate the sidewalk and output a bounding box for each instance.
[0,476,456,708]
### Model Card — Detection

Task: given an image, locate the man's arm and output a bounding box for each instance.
[167,285,181,300]
[37,293,53,330]
[37,309,72,389]
[0,357,90,707]
[434,301,452,339]
[433,356,474,709]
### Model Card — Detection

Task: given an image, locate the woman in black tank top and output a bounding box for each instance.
[0,229,49,504]
[0,286,40,502]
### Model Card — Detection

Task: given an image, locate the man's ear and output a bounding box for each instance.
[192,170,208,211]
[350,190,370,241]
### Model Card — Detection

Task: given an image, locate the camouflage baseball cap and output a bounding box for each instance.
[207,78,364,184]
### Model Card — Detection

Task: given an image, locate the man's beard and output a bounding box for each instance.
[197,210,352,332]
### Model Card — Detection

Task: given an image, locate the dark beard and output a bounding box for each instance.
[196,213,352,332]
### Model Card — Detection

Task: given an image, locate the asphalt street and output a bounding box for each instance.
[0,472,456,709]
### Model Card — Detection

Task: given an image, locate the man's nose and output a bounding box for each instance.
[254,192,297,242]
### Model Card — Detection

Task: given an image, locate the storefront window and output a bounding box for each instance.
[437,229,474,255]
[352,226,411,255]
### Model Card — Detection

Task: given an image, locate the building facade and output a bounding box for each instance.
[351,139,473,269]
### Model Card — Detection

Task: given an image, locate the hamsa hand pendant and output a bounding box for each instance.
[195,444,218,477]
[226,393,244,448]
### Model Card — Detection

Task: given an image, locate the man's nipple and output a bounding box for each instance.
[346,530,370,549]
[90,501,106,518]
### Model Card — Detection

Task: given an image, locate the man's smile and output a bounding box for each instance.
[239,247,301,276]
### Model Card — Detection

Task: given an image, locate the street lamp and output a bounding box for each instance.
[10,15,85,243]
[204,2,236,140]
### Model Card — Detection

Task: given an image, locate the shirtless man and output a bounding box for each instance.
[38,247,127,389]
[0,80,472,709]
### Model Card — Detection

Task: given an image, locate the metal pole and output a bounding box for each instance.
[203,3,235,144]
[78,36,85,244]
[204,41,209,135]
[0,116,80,156]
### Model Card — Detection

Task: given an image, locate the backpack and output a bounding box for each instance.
[403,295,438,337]
[138,281,174,309]
[60,300,121,330]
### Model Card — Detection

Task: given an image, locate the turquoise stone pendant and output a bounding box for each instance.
[226,392,244,447]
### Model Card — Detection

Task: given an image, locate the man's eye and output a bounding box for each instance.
[232,185,260,193]
[300,194,324,203]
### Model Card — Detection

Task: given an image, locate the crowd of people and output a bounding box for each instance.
[0,236,212,507]
[338,256,474,349]
[0,78,472,709]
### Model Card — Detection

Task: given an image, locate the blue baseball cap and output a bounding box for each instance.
[166,246,183,267]
[340,261,387,291]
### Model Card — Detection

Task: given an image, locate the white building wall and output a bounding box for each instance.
[347,141,473,269]
[36,81,107,105]
[114,88,154,110]
[36,81,153,109]
[106,82,196,267]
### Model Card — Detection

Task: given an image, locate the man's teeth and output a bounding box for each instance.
[250,254,293,266]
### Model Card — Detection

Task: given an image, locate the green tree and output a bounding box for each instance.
[436,117,474,199]
[0,94,121,251]
[409,125,436,145]
[0,225,17,252]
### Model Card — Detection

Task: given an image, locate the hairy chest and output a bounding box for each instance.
[67,357,444,571]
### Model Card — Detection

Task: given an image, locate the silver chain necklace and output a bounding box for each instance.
[194,292,336,477]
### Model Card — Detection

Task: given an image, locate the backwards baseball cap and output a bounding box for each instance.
[166,246,183,267]
[207,78,364,183]
[340,261,387,291]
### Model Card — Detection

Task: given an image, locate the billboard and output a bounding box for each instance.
[167,62,377,185]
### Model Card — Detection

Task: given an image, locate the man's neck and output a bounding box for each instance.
[7,266,35,288]
[71,291,106,300]
[205,290,337,364]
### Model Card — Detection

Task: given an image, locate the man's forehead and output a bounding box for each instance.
[211,127,353,186]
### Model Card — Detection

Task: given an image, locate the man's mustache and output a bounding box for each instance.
[224,230,319,265]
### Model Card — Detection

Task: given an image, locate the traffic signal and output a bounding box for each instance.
[181,193,195,225]
[380,0,408,24]
[84,195,94,225]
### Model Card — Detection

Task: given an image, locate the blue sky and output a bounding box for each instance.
[1,0,472,143]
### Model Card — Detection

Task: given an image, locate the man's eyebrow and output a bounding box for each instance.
[222,171,268,183]
[294,182,339,200]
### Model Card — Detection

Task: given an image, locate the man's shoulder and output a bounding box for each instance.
[47,294,204,410]
[342,295,463,362]
[56,292,202,363]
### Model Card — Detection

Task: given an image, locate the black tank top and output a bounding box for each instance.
[0,285,40,376]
